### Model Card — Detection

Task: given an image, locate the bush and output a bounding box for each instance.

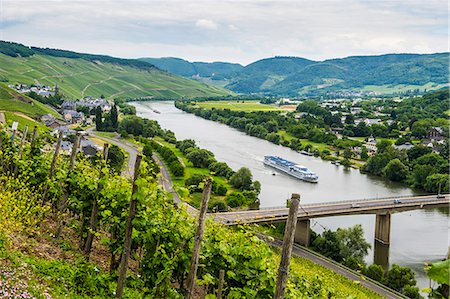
[229,167,253,191]
[185,174,207,193]
[365,264,384,282]
[208,199,228,212]
[214,184,228,196]
[226,192,246,208]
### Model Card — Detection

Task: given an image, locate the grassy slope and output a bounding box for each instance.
[4,112,50,133]
[0,53,232,100]
[0,84,60,119]
[196,100,282,111]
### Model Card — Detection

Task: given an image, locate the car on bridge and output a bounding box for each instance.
[351,203,361,208]
[393,199,402,204]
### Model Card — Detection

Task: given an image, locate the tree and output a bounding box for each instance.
[360,146,369,160]
[186,148,215,168]
[424,174,450,193]
[229,167,253,191]
[365,264,384,282]
[336,224,371,261]
[384,264,417,293]
[354,122,371,137]
[95,106,103,131]
[376,140,392,153]
[407,145,432,162]
[208,161,234,179]
[111,104,118,130]
[345,114,355,125]
[343,148,353,160]
[107,144,126,174]
[382,159,408,182]
[311,230,343,262]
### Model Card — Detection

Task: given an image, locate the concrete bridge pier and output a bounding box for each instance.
[374,213,391,245]
[294,219,311,247]
[374,241,390,271]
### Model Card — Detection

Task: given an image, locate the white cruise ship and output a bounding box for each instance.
[263,155,319,183]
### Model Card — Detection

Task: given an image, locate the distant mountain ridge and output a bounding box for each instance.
[142,53,449,96]
[140,57,243,80]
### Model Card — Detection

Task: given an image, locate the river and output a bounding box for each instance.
[133,101,448,292]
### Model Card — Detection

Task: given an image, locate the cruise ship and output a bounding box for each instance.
[263,156,319,183]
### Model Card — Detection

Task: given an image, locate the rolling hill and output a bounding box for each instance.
[0,41,232,100]
[228,53,449,96]
[141,53,448,96]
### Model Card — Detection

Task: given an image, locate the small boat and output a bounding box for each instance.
[264,156,318,183]
[300,150,313,156]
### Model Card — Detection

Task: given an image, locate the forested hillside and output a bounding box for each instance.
[140,57,243,80]
[228,53,449,96]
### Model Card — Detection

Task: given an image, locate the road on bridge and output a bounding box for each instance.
[213,194,450,224]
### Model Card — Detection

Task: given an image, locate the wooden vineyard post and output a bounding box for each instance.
[274,193,300,299]
[14,125,28,177]
[83,143,109,257]
[55,132,81,239]
[42,130,64,204]
[17,125,28,158]
[30,126,38,150]
[185,177,213,299]
[49,130,64,178]
[217,269,225,299]
[116,155,142,299]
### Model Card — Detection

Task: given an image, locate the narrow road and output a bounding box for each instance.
[152,153,198,216]
[86,128,138,177]
[265,237,406,299]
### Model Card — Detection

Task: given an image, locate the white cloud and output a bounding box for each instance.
[0,0,447,64]
[195,19,218,30]
[228,24,238,31]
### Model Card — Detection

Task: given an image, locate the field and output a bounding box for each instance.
[0,53,232,100]
[0,84,60,119]
[196,100,282,111]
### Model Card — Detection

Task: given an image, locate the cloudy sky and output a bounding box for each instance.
[0,0,447,65]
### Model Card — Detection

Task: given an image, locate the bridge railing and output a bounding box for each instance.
[258,193,441,211]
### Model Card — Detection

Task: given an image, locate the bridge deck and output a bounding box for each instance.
[213,194,450,224]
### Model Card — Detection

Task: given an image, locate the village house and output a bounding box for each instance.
[365,136,378,152]
[59,141,73,155]
[63,109,85,124]
[80,139,100,156]
[51,126,76,138]
[394,142,414,151]
[426,127,444,142]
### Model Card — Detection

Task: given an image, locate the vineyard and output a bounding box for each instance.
[0,124,382,298]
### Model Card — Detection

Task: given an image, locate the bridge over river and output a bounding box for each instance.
[213,194,449,247]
